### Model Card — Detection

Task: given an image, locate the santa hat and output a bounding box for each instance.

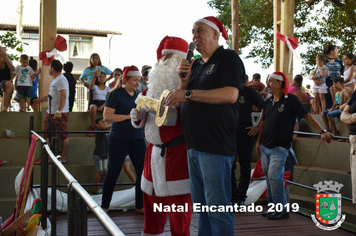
[122,65,141,88]
[269,71,289,98]
[195,16,230,44]
[156,36,188,61]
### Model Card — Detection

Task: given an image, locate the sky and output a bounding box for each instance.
[1,0,305,86]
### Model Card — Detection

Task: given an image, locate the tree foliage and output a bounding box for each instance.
[208,0,356,74]
[0,31,25,62]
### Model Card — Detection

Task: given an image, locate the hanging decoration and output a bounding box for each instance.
[39,35,67,65]
[276,30,299,73]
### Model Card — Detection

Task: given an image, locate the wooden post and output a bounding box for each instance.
[274,0,294,82]
[39,0,57,110]
[231,0,239,54]
[16,0,23,38]
[273,0,281,72]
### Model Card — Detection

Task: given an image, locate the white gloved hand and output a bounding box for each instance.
[130,108,139,123]
[130,108,148,128]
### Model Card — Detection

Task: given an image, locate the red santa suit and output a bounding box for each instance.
[132,36,192,236]
[140,104,192,236]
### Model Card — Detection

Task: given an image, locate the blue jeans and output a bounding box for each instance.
[322,109,342,119]
[93,155,108,172]
[187,148,234,236]
[260,145,288,207]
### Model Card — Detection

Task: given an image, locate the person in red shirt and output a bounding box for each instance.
[248,73,265,93]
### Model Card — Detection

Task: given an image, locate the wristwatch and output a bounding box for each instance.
[185,90,192,101]
[320,129,327,134]
[56,110,62,114]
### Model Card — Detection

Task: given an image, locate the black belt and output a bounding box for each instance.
[155,135,186,157]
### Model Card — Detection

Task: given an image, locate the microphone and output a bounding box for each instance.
[180,42,195,78]
[48,94,53,100]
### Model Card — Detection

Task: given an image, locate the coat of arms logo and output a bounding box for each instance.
[206,64,215,74]
[239,96,245,104]
[278,104,284,112]
[311,181,346,230]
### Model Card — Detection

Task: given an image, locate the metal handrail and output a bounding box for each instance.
[284,180,353,202]
[31,131,125,236]
[294,130,349,140]
[29,126,351,235]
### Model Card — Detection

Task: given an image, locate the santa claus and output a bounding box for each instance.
[130,36,192,236]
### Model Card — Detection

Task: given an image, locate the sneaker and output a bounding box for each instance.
[88,126,95,137]
[96,188,103,195]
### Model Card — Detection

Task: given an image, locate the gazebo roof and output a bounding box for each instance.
[0,16,121,37]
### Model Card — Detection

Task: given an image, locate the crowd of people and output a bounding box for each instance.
[1,14,356,236]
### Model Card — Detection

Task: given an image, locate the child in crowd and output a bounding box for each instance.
[260,74,271,100]
[11,54,40,112]
[89,71,110,135]
[28,57,41,112]
[289,74,314,112]
[321,77,349,136]
[80,53,112,112]
[93,116,111,194]
[306,84,312,94]
[63,62,77,112]
[343,53,355,89]
[340,77,356,142]
[137,70,149,93]
[109,68,123,89]
[248,73,265,93]
[80,53,112,89]
[309,54,329,114]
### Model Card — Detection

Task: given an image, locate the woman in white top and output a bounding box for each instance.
[89,71,110,132]
[343,53,355,88]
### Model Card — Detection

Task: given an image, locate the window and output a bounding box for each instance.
[22,33,39,56]
[69,36,92,59]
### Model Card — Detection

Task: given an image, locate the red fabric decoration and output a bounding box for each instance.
[276,31,299,72]
[251,159,265,179]
[276,31,298,49]
[251,160,292,199]
[39,35,67,65]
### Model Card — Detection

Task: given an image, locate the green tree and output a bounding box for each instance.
[208,0,356,74]
[0,31,26,62]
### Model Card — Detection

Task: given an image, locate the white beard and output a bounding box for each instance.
[146,54,184,99]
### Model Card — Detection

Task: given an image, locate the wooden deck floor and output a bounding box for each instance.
[55,208,354,236]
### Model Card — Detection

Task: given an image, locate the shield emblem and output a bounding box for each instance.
[251,112,262,127]
[315,193,342,225]
[239,96,245,104]
[206,64,215,74]
[278,104,284,112]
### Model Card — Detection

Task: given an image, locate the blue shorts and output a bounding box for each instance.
[93,155,108,172]
[17,86,32,99]
[30,96,38,105]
